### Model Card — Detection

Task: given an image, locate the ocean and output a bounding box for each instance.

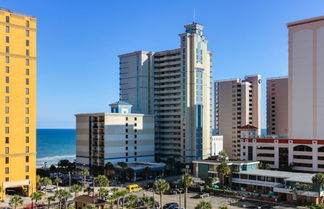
[37,129,76,166]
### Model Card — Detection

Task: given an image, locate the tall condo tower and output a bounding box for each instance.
[215,75,261,159]
[119,23,212,163]
[0,9,36,200]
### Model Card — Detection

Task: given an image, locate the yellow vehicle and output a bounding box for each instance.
[126,184,143,192]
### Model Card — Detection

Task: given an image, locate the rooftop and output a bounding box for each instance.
[193,159,259,165]
[109,101,132,106]
[287,16,324,27]
[239,124,258,130]
[0,7,36,18]
[239,169,315,184]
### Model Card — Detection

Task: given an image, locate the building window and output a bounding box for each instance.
[126,117,128,121]
[126,123,128,127]
[134,152,137,156]
[26,136,29,143]
[5,36,9,43]
[6,16,9,23]
[6,66,9,73]
[26,20,30,27]
[5,167,9,174]
[6,26,9,33]
[5,76,9,83]
[26,88,29,95]
[25,146,29,153]
[134,140,137,144]
[25,117,29,124]
[5,127,9,134]
[134,135,137,138]
[125,135,128,139]
[5,86,9,93]
[26,107,29,114]
[134,117,137,121]
[26,69,29,75]
[26,127,29,134]
[125,147,128,150]
[125,141,128,145]
[5,177,9,182]
[26,59,30,65]
[134,123,137,127]
[26,40,30,46]
[26,78,29,85]
[5,147,9,154]
[26,175,29,180]
[25,98,29,104]
[5,137,9,144]
[125,129,128,133]
[26,30,30,36]
[5,157,9,164]
[134,129,137,132]
[5,117,9,124]
[25,166,29,172]
[26,49,29,56]
[134,146,137,150]
[5,96,9,103]
[5,46,9,53]
[6,56,9,63]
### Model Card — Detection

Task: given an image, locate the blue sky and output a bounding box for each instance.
[1,0,323,128]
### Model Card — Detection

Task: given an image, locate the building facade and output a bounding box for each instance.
[119,23,212,163]
[0,9,36,201]
[266,77,288,136]
[211,135,223,156]
[75,102,155,166]
[215,75,261,159]
[288,16,324,139]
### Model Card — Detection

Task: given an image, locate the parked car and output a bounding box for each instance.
[191,192,209,199]
[163,203,179,209]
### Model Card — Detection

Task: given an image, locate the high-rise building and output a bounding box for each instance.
[75,101,155,166]
[215,75,261,159]
[0,9,36,201]
[288,16,324,139]
[119,23,212,163]
[266,77,288,136]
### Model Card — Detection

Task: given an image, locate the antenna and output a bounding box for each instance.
[193,8,196,23]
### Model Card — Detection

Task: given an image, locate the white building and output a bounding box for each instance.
[75,101,155,166]
[119,23,213,163]
[211,135,223,156]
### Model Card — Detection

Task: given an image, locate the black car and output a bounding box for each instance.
[163,202,179,209]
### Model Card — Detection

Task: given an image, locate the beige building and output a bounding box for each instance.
[75,101,155,166]
[266,77,288,136]
[288,16,324,139]
[215,75,261,159]
[119,23,213,163]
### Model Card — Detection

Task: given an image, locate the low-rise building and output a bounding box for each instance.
[239,125,324,172]
[75,101,155,167]
[74,195,106,209]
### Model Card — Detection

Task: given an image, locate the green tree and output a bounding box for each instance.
[179,173,194,209]
[203,177,219,189]
[36,175,42,190]
[98,188,109,199]
[195,200,212,209]
[312,173,324,203]
[117,162,128,183]
[259,162,271,170]
[218,150,228,161]
[154,179,170,208]
[67,205,76,209]
[140,196,155,209]
[54,177,62,191]
[116,190,128,209]
[84,187,94,196]
[55,189,72,209]
[94,175,109,188]
[219,206,228,209]
[45,196,56,209]
[9,195,24,209]
[81,169,90,187]
[42,177,52,193]
[105,162,115,177]
[217,163,231,189]
[82,204,98,209]
[70,184,83,198]
[125,168,134,182]
[31,191,44,206]
[124,194,138,209]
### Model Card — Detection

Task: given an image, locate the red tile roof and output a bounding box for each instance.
[238,124,258,130]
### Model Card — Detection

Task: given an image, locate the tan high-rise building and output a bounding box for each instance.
[0,9,36,200]
[266,77,288,136]
[288,16,324,139]
[215,75,261,159]
[119,23,213,163]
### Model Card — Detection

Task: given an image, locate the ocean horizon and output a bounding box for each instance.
[37,128,268,165]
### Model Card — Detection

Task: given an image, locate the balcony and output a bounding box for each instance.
[232,178,281,187]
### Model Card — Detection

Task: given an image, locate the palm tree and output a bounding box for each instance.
[140,196,155,209]
[98,188,109,199]
[217,163,231,189]
[9,195,24,209]
[195,200,212,209]
[81,169,90,187]
[54,177,62,191]
[218,150,228,161]
[154,179,170,208]
[204,177,219,189]
[117,190,128,209]
[83,204,98,209]
[312,173,324,203]
[45,196,56,209]
[42,177,52,193]
[124,194,138,209]
[95,175,109,188]
[84,187,94,196]
[70,184,83,198]
[117,162,128,183]
[36,175,42,190]
[31,191,44,207]
[105,162,115,177]
[55,189,72,209]
[179,173,194,209]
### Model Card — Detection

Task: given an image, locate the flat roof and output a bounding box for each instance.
[0,7,36,18]
[267,76,288,80]
[193,160,259,165]
[75,112,154,117]
[239,169,315,184]
[287,16,324,27]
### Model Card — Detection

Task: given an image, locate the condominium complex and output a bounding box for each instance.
[75,101,155,166]
[215,75,261,159]
[0,9,36,201]
[288,16,324,139]
[266,77,288,136]
[119,23,212,163]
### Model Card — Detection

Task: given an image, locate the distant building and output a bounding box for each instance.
[266,77,288,136]
[211,135,223,156]
[215,75,261,159]
[0,9,37,201]
[288,16,324,139]
[75,101,155,166]
[119,23,213,163]
[74,195,106,209]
